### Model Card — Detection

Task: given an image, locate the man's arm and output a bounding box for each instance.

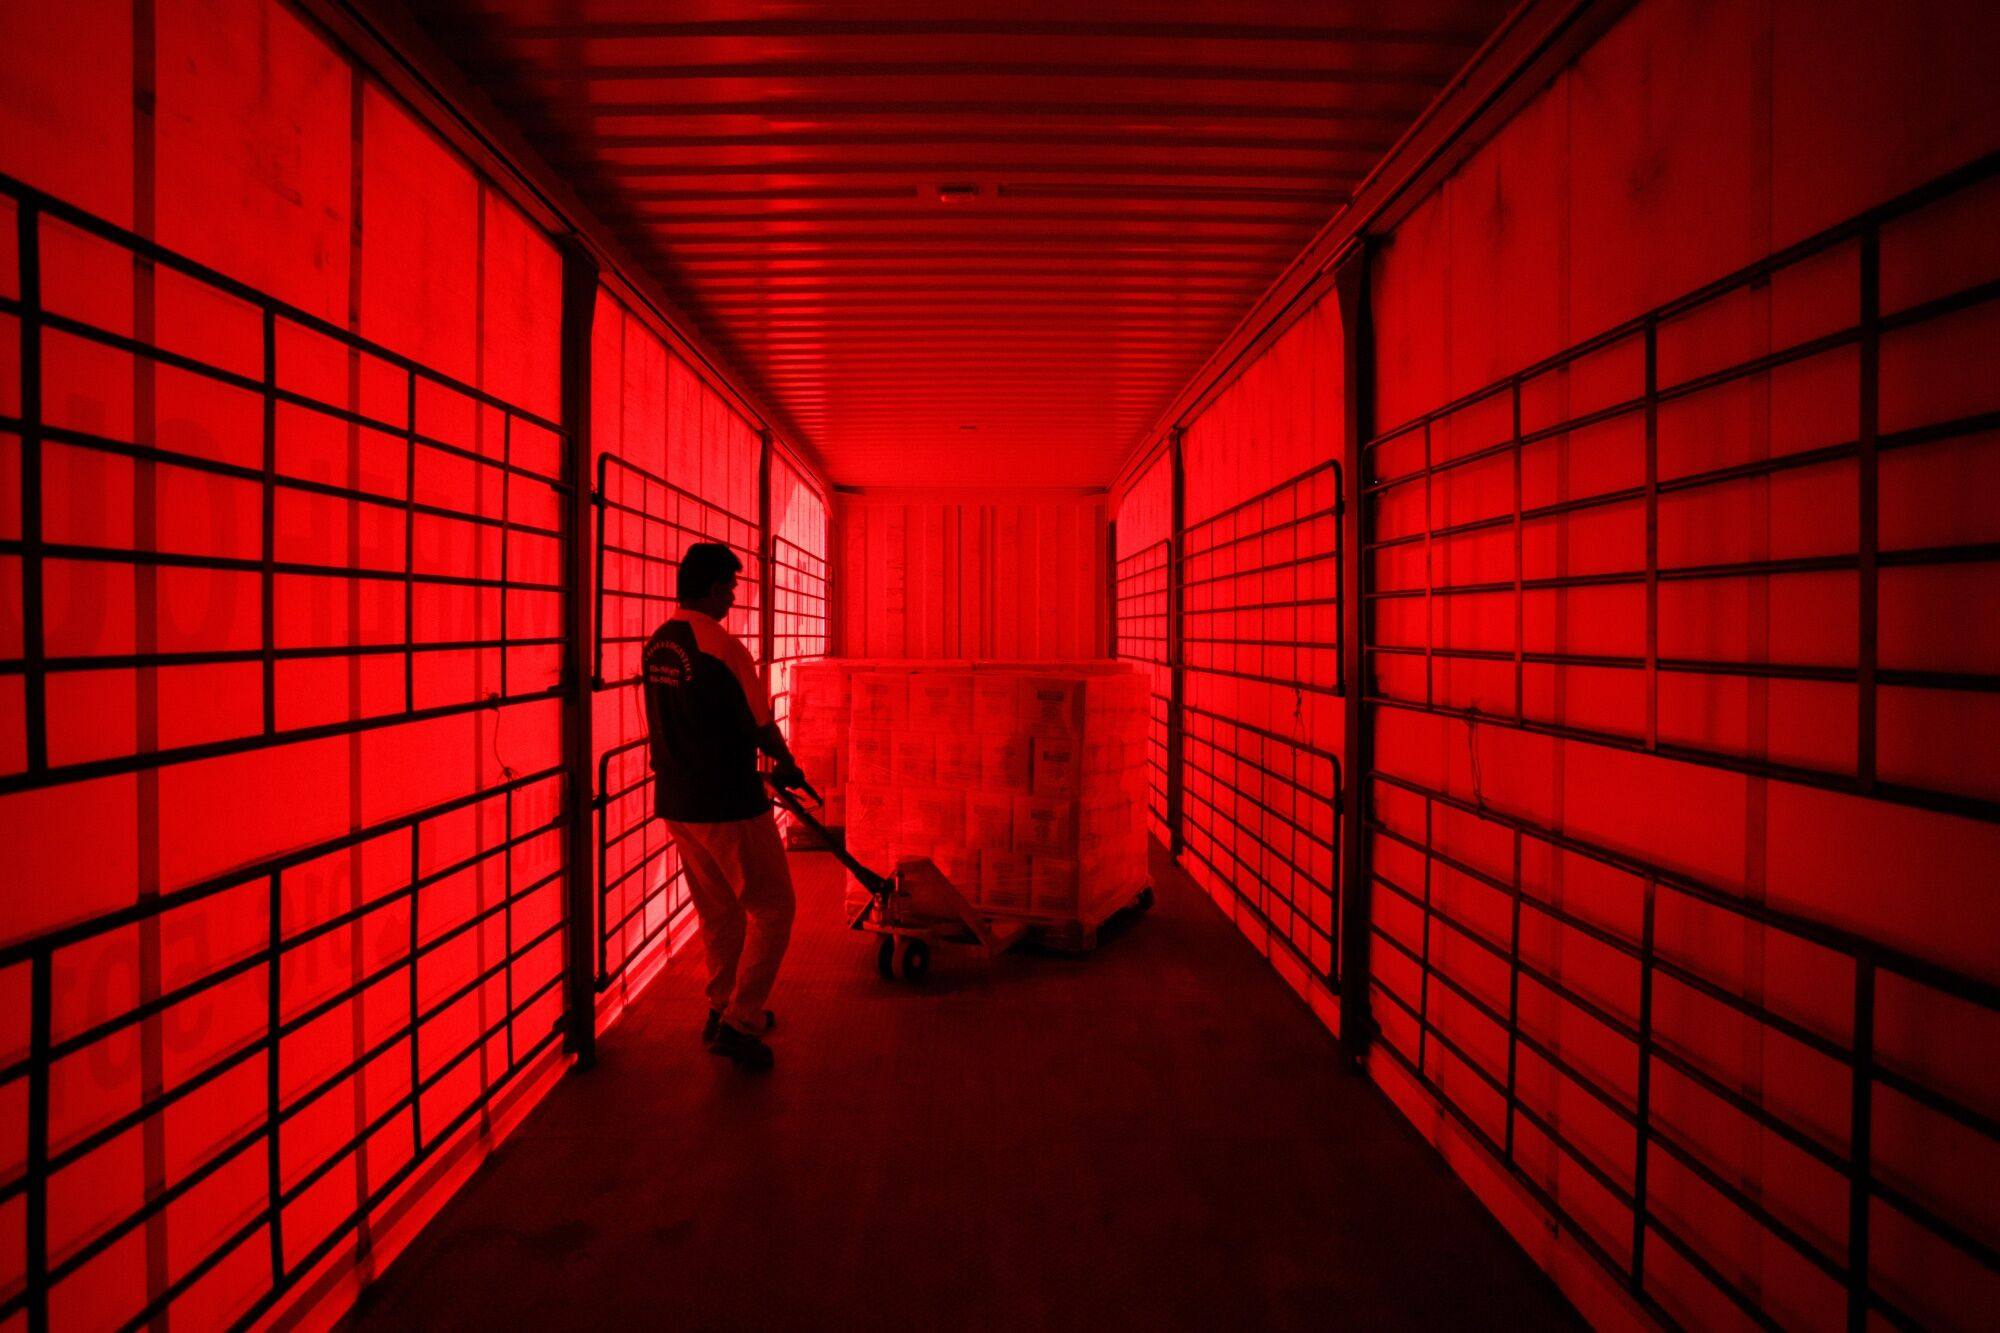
[757,722,810,790]
[755,721,796,767]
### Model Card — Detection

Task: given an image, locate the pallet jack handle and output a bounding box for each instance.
[764,774,896,925]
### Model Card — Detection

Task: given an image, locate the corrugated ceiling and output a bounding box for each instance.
[399,0,1517,487]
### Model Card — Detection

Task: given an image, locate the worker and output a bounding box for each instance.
[641,541,807,1070]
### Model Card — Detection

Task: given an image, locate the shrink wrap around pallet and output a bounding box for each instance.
[848,727,893,788]
[789,660,1150,928]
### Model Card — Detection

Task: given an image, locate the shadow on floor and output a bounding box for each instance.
[348,846,1581,1331]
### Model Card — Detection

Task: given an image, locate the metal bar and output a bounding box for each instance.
[24,953,50,1333]
[1106,519,1119,658]
[501,415,512,699]
[1504,829,1523,1159]
[0,169,572,434]
[559,236,600,1067]
[758,429,776,684]
[1643,316,1659,752]
[504,788,516,1067]
[264,870,285,1285]
[1846,958,1876,1333]
[18,200,46,775]
[595,752,613,983]
[1352,151,1997,472]
[408,824,424,1154]
[0,686,564,800]
[1418,799,1433,1075]
[1857,229,1880,790]
[1366,764,2000,1009]
[1512,378,1525,725]
[1167,427,1187,857]
[1337,247,1374,1057]
[1181,459,1340,539]
[1364,692,2000,827]
[404,369,418,712]
[1629,876,1657,1290]
[261,308,279,736]
[1423,419,1434,709]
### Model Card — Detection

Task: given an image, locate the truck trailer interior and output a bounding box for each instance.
[1,0,1996,1328]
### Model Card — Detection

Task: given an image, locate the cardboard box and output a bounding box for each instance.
[936,733,983,787]
[935,845,981,896]
[792,660,849,710]
[851,672,908,726]
[972,675,1020,734]
[795,747,840,790]
[1086,671,1149,717]
[909,671,973,731]
[1031,855,1080,914]
[902,786,966,846]
[847,727,893,788]
[980,851,1031,911]
[1031,735,1079,797]
[1014,795,1075,856]
[1023,676,1083,736]
[812,661,1151,927]
[980,734,1030,791]
[846,785,896,836]
[965,792,1016,852]
[891,733,936,787]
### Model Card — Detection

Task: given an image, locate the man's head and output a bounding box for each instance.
[677,542,742,619]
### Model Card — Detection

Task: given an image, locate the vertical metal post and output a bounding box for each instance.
[264,870,285,1287]
[261,309,279,738]
[1166,429,1188,858]
[558,237,600,1068]
[1630,876,1659,1290]
[1856,231,1880,791]
[19,201,47,776]
[1642,316,1660,752]
[408,827,424,1150]
[1846,957,1877,1332]
[25,953,51,1333]
[1336,247,1375,1063]
[758,430,776,687]
[1105,520,1119,658]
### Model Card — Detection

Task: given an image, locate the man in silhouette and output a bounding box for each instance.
[642,542,806,1070]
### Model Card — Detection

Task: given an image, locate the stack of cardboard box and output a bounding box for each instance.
[786,660,1149,925]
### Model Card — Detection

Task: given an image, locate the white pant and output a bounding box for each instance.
[666,813,796,1032]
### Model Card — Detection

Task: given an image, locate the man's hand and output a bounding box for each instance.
[769,762,809,792]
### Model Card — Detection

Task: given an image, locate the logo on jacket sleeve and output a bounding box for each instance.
[645,636,694,687]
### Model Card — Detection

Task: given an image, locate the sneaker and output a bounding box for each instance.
[702,1008,774,1046]
[707,1022,775,1070]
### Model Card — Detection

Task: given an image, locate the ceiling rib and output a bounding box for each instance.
[403,0,1518,489]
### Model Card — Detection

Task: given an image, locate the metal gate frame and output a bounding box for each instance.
[0,172,583,1330]
[1347,155,2000,1331]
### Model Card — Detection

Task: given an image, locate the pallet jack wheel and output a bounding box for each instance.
[876,936,896,980]
[894,937,932,983]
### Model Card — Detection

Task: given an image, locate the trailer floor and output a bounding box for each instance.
[348,846,1581,1331]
